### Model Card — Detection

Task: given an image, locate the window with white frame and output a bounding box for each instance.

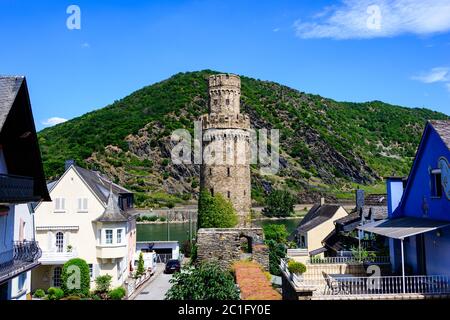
[117,229,123,244]
[77,198,88,212]
[88,264,93,279]
[54,198,66,212]
[105,229,113,244]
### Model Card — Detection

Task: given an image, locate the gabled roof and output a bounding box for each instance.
[72,165,132,204]
[0,76,50,201]
[430,120,450,150]
[294,204,343,233]
[0,76,23,131]
[395,120,450,215]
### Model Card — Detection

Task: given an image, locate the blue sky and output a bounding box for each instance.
[0,0,449,130]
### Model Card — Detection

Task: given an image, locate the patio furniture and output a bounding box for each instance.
[322,272,350,295]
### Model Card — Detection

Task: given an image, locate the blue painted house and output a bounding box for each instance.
[360,120,450,278]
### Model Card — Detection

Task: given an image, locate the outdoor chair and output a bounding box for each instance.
[322,271,350,295]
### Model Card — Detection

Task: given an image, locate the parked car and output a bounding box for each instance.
[164,259,181,274]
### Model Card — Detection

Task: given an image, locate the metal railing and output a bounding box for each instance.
[308,256,390,265]
[0,174,35,203]
[0,241,41,283]
[287,248,309,257]
[40,250,78,264]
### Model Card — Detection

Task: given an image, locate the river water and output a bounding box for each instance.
[136,218,302,243]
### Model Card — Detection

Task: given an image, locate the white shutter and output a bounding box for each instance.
[94,264,100,278]
[55,198,60,211]
[62,198,65,210]
[65,232,70,250]
[77,198,81,211]
[83,198,88,210]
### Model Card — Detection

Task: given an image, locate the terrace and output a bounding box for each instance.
[280,258,450,300]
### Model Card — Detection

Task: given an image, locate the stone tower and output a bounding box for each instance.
[199,74,251,227]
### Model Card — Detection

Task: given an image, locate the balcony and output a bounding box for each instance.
[96,244,127,260]
[39,250,78,265]
[0,241,42,284]
[0,174,40,204]
[280,259,450,300]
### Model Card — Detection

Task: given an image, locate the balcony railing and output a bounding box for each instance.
[39,250,78,265]
[0,174,38,203]
[308,256,390,265]
[280,259,450,297]
[0,241,42,284]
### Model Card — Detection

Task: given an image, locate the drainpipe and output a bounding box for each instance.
[401,238,406,293]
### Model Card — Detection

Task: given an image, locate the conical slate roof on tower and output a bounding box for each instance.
[95,185,128,223]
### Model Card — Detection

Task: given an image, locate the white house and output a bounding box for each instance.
[32,162,137,291]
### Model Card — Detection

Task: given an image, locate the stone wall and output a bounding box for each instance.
[196,228,269,271]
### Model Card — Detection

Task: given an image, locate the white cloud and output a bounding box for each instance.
[411,67,449,83]
[446,83,450,92]
[81,42,90,48]
[294,0,450,40]
[42,117,68,126]
[273,28,280,32]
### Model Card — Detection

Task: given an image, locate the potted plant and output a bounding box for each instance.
[287,260,307,280]
[66,245,73,252]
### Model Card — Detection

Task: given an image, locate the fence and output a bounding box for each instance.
[155,253,172,263]
[308,256,390,265]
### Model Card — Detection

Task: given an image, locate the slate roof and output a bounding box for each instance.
[0,76,24,131]
[294,204,344,233]
[94,186,128,223]
[430,120,450,150]
[73,165,132,204]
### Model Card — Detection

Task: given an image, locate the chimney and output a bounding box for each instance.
[65,159,75,171]
[320,197,325,206]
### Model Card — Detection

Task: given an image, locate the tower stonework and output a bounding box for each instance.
[200,74,251,227]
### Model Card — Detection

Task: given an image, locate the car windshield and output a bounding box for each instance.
[167,260,179,266]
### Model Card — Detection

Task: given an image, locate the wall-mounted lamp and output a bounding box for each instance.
[436,230,442,237]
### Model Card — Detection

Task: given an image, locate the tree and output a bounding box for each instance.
[61,258,90,297]
[262,189,295,217]
[265,240,286,276]
[197,191,238,228]
[135,252,146,277]
[165,263,239,300]
[263,224,288,244]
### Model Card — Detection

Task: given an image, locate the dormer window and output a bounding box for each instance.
[431,169,442,198]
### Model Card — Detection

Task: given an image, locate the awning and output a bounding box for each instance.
[357,217,450,240]
[36,226,79,231]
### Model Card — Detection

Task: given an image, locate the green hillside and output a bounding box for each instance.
[38,70,449,207]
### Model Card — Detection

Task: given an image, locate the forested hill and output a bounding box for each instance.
[38,70,449,207]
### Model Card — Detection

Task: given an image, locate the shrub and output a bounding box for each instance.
[165,263,239,300]
[61,258,90,296]
[262,190,295,217]
[108,287,126,300]
[197,191,238,228]
[62,295,81,300]
[33,289,45,299]
[263,224,288,244]
[95,274,112,294]
[287,260,306,274]
[265,239,286,276]
[135,252,146,278]
[91,294,101,300]
[47,287,64,300]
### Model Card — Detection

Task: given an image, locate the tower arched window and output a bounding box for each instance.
[226,99,230,105]
[209,168,212,175]
[227,191,231,198]
[227,167,231,177]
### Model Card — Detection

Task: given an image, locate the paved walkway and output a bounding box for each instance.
[134,270,173,300]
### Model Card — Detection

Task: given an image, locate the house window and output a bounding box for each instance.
[117,229,123,244]
[431,170,443,198]
[299,235,307,248]
[54,198,65,212]
[53,267,62,287]
[105,230,113,244]
[88,264,93,279]
[18,273,27,291]
[56,232,64,253]
[77,198,88,212]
